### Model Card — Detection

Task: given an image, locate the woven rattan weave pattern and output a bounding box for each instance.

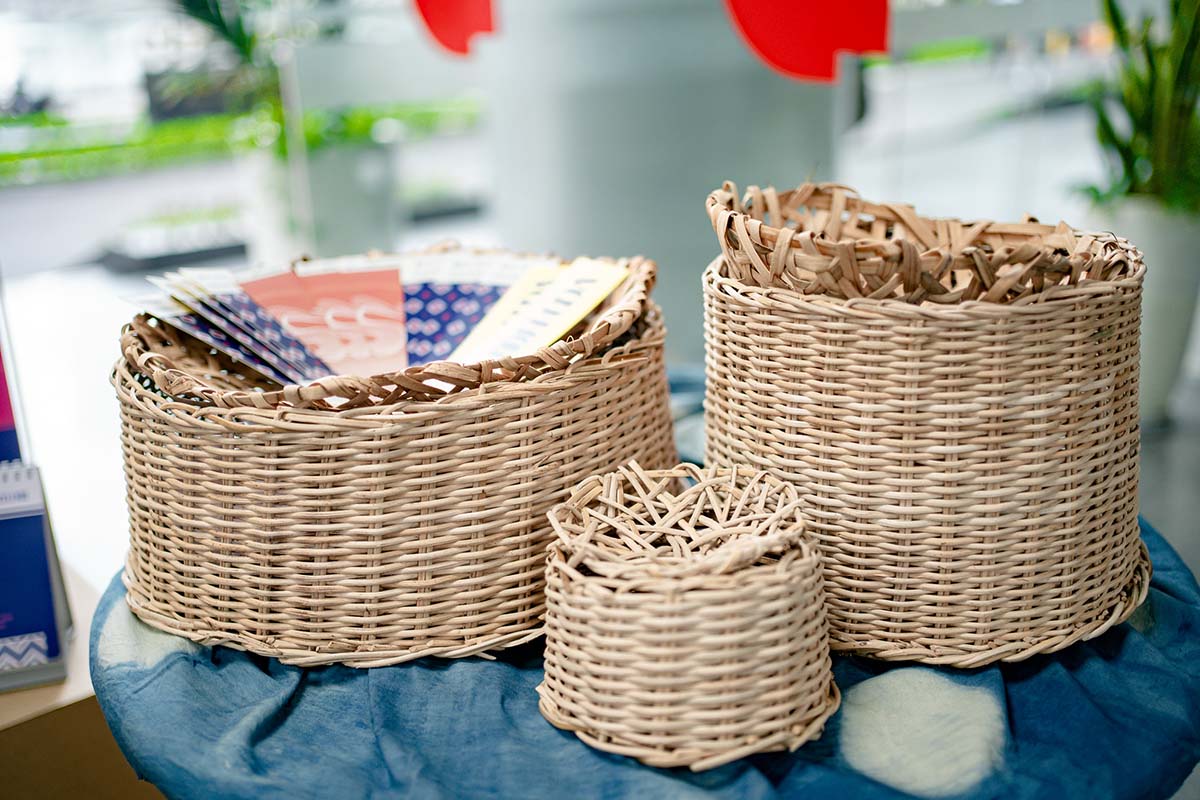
[538,463,839,770]
[116,308,677,667]
[703,182,1150,668]
[707,182,1141,302]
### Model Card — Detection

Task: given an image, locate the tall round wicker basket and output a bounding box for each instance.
[538,463,839,771]
[703,182,1151,668]
[114,252,676,667]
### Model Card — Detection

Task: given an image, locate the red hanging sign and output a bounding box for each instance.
[414,0,494,56]
[414,0,887,81]
[722,0,889,82]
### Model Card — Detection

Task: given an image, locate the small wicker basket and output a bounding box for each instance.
[538,462,839,771]
[704,182,1151,668]
[115,250,676,667]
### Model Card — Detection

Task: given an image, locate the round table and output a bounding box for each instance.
[92,519,1200,800]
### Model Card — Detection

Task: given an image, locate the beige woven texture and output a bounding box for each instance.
[114,256,677,667]
[538,462,839,771]
[704,182,1150,668]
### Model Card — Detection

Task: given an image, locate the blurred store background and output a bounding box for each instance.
[0,1,1197,792]
[2,1,1196,536]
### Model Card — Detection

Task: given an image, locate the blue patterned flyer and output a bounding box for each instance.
[152,274,316,385]
[403,282,504,364]
[133,292,293,385]
[178,267,333,382]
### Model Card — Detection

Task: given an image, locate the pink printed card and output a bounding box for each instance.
[240,268,409,377]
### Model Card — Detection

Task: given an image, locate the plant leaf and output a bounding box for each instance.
[1104,0,1133,56]
[1091,89,1140,189]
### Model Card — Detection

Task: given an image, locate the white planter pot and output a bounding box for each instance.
[477,0,841,364]
[1091,197,1200,423]
[239,149,297,267]
[306,143,401,259]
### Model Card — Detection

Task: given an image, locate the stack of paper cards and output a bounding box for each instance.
[175,268,333,381]
[133,291,299,384]
[133,250,630,384]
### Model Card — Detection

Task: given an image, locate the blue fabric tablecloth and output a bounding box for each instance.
[91,519,1200,800]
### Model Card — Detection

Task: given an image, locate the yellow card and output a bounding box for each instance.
[450,258,629,363]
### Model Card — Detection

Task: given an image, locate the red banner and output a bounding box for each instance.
[414,0,494,56]
[414,0,888,81]
[723,0,888,81]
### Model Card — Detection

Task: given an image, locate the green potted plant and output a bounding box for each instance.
[1088,0,1200,424]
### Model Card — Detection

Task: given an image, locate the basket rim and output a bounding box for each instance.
[120,245,657,410]
[704,255,1144,318]
[706,181,1145,305]
[547,462,817,582]
[113,305,667,428]
[546,539,815,592]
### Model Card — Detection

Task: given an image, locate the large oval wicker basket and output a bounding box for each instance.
[704,182,1150,668]
[114,251,676,666]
